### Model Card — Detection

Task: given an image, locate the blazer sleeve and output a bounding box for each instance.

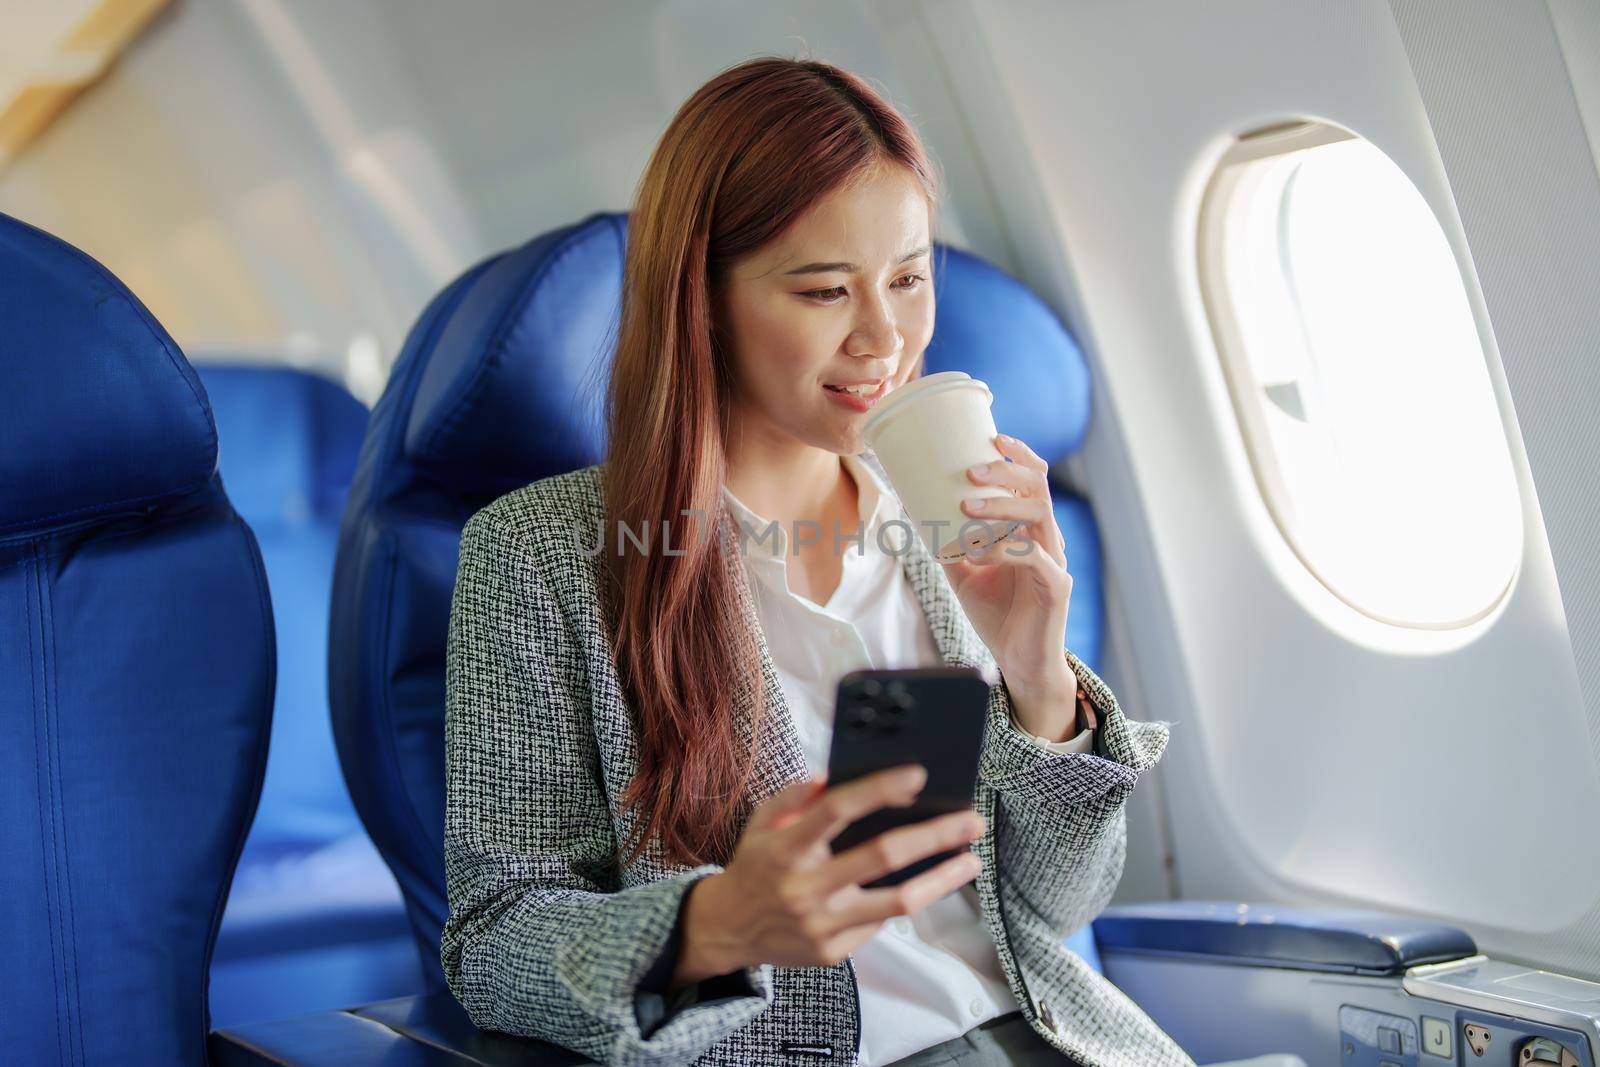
[441,508,772,1065]
[978,646,1173,936]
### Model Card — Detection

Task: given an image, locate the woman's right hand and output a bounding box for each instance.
[671,764,986,988]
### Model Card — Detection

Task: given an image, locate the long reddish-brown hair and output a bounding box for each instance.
[605,57,938,869]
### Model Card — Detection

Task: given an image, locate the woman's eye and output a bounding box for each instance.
[801,274,926,303]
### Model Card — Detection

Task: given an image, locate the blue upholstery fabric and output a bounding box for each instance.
[0,220,216,535]
[197,365,424,1028]
[924,244,1093,465]
[1057,493,1105,672]
[0,211,274,1065]
[329,212,1111,988]
[200,366,370,848]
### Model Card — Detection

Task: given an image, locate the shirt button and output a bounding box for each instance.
[968,997,985,1019]
[891,917,912,936]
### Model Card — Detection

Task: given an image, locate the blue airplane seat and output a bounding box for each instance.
[0,211,274,1065]
[327,215,627,996]
[196,365,426,1029]
[326,211,1111,989]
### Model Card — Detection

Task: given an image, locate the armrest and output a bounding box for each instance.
[210,993,598,1066]
[350,992,596,1064]
[1091,900,1478,976]
[210,1008,463,1066]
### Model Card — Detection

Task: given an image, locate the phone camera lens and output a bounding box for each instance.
[846,703,878,732]
[859,679,883,699]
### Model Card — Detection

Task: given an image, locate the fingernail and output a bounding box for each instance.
[901,765,927,789]
[997,434,1013,444]
[970,463,989,476]
[966,497,986,511]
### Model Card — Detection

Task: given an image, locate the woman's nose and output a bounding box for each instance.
[845,295,903,359]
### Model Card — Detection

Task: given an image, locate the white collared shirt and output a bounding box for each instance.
[721,452,1091,1067]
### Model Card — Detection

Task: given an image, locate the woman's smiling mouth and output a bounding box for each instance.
[823,378,889,411]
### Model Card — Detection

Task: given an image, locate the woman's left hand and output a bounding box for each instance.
[942,433,1080,738]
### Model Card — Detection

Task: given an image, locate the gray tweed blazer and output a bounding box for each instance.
[441,459,1194,1067]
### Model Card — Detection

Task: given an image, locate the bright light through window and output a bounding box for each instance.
[1201,123,1522,628]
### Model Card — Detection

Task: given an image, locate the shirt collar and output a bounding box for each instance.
[721,452,900,563]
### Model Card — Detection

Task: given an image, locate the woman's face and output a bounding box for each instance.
[717,163,934,456]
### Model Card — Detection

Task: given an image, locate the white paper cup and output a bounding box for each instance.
[862,371,1021,561]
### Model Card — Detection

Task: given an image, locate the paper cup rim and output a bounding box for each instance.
[862,371,993,441]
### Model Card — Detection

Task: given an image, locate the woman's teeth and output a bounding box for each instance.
[826,382,877,395]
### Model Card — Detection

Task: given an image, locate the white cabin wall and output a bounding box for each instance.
[1547,0,1600,182]
[919,0,1600,979]
[1387,0,1600,980]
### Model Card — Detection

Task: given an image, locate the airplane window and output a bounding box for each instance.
[1199,121,1522,629]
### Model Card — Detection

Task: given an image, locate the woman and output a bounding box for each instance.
[441,57,1186,1067]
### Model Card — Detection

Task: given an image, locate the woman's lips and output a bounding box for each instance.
[823,378,889,411]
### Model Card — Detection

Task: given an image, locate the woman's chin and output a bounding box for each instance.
[833,424,869,455]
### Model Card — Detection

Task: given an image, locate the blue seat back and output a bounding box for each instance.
[197,365,370,852]
[0,212,275,1064]
[329,214,627,992]
[330,212,1106,982]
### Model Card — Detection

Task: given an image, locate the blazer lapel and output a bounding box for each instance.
[723,514,812,809]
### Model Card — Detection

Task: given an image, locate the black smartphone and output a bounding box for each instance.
[825,666,991,889]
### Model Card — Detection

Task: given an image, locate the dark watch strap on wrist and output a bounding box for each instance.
[1074,687,1098,733]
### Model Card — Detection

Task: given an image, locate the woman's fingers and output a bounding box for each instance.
[966,441,1068,571]
[967,457,1046,497]
[825,850,985,931]
[780,764,926,849]
[960,493,1052,526]
[812,809,986,896]
[993,433,1049,473]
[960,499,1069,572]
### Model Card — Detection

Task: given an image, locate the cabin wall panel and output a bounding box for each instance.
[1388,0,1600,982]
[923,0,1600,980]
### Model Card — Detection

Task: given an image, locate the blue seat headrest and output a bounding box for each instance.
[924,245,1091,463]
[403,213,625,496]
[0,212,217,535]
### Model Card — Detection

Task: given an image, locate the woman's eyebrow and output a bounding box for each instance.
[783,245,930,275]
